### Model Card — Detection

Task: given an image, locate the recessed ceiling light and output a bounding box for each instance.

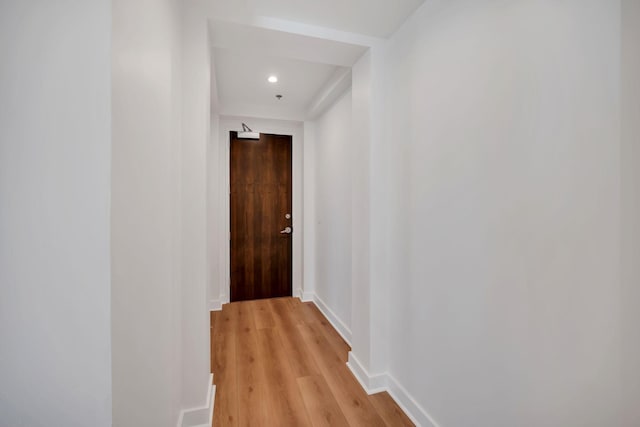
[268,75,278,83]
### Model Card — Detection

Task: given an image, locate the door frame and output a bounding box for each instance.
[218,117,304,304]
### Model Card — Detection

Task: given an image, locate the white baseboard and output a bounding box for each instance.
[209,299,223,311]
[176,374,215,427]
[310,293,352,344]
[299,289,314,302]
[210,293,230,311]
[346,352,439,427]
[308,294,436,423]
[346,352,387,394]
[386,373,440,427]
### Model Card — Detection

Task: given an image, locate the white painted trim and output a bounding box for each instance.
[347,352,387,394]
[219,104,306,122]
[306,68,352,120]
[311,294,352,344]
[300,290,314,302]
[213,15,384,48]
[177,374,216,427]
[345,354,439,427]
[386,373,440,427]
[208,298,223,311]
[302,122,316,301]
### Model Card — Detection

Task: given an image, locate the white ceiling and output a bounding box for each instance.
[209,0,425,121]
[213,47,345,120]
[209,20,367,67]
[208,0,426,38]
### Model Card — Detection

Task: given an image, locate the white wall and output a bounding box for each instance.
[207,113,221,309]
[113,0,213,423]
[313,89,353,332]
[349,51,373,370]
[381,1,622,426]
[310,46,390,390]
[111,0,184,425]
[207,35,221,310]
[180,0,212,410]
[302,122,317,300]
[366,45,392,378]
[622,1,640,425]
[0,1,112,426]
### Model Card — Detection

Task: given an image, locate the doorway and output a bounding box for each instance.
[230,131,293,302]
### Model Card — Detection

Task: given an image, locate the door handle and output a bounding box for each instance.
[280,226,292,234]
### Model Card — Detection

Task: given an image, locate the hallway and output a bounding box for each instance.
[2,1,640,426]
[210,298,413,426]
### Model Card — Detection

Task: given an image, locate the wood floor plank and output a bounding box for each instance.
[369,392,415,427]
[269,298,302,330]
[302,303,351,360]
[297,322,386,427]
[236,326,267,426]
[297,375,350,427]
[292,300,320,324]
[282,296,302,309]
[256,328,312,426]
[210,310,220,373]
[212,305,235,382]
[270,301,321,378]
[213,303,240,426]
[211,310,219,332]
[249,299,275,329]
[211,298,412,426]
[280,328,321,378]
[236,300,256,336]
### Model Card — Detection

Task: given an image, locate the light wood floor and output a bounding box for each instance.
[210,297,414,426]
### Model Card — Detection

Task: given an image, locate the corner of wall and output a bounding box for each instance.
[299,289,314,302]
[346,352,387,393]
[176,374,215,427]
[346,353,440,427]
[208,299,223,311]
[312,293,352,344]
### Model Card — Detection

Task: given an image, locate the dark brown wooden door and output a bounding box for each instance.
[230,131,292,302]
